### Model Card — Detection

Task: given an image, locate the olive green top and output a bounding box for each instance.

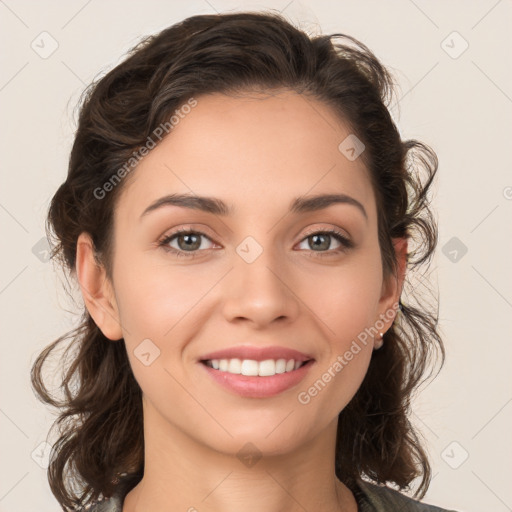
[84,478,458,511]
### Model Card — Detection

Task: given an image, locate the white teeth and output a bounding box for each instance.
[241,359,259,376]
[258,359,276,377]
[275,359,287,374]
[228,358,242,374]
[205,358,307,376]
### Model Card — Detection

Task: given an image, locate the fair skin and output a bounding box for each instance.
[76,89,407,512]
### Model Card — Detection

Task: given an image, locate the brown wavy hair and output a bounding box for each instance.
[31,10,444,511]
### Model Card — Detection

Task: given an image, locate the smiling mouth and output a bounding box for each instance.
[200,358,314,377]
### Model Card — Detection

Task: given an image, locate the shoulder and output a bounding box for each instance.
[355,480,459,512]
[77,493,123,512]
[81,479,460,512]
[79,475,137,512]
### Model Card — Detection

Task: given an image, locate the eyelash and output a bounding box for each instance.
[158,227,354,260]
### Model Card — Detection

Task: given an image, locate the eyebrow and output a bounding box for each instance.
[140,192,368,220]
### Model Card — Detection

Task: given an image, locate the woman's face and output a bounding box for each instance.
[86,90,401,457]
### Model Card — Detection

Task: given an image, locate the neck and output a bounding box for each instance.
[122,399,357,512]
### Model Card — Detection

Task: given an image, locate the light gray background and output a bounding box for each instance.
[1,1,511,511]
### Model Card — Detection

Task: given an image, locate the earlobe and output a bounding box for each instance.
[75,232,123,341]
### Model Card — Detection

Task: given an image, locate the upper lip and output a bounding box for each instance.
[199,345,315,363]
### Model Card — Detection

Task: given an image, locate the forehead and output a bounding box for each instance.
[117,90,375,222]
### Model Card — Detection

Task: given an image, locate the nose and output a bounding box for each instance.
[221,248,300,329]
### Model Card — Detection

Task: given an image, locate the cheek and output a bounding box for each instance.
[291,254,382,414]
[112,254,224,388]
[302,253,383,347]
[114,265,201,404]
[113,251,217,338]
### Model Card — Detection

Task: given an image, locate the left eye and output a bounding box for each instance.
[158,228,353,258]
[297,230,353,254]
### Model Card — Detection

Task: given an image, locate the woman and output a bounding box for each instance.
[31,11,457,512]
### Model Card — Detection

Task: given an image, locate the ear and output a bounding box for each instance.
[377,237,408,333]
[75,232,123,341]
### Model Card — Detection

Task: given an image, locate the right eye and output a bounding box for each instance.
[158,228,218,258]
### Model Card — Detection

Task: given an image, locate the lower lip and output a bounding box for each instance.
[199,360,315,398]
